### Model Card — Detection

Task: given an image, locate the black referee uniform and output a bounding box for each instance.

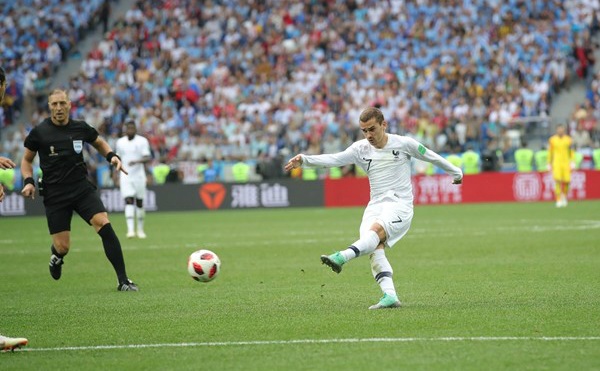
[23,116,138,291]
[24,118,106,232]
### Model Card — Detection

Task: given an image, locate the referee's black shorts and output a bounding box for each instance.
[42,179,107,234]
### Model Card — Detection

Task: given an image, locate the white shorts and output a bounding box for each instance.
[120,176,146,200]
[360,194,413,248]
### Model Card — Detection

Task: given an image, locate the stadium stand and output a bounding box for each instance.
[0,0,112,128]
[3,0,600,182]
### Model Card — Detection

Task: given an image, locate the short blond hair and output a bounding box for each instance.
[49,89,69,100]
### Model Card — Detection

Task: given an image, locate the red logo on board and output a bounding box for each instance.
[199,183,226,209]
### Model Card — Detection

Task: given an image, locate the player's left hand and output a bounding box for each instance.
[570,162,576,170]
[452,176,463,185]
[112,156,128,175]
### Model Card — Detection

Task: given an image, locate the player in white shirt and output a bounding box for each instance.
[285,107,463,309]
[115,121,152,238]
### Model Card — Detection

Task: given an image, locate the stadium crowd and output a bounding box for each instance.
[2,0,600,185]
[0,0,112,128]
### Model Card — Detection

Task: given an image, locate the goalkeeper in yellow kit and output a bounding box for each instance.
[548,125,575,207]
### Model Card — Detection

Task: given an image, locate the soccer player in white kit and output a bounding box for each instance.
[285,107,463,309]
[115,121,151,238]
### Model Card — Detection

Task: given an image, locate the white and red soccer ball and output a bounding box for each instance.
[187,249,221,282]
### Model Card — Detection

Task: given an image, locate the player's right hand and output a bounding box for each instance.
[547,164,552,172]
[21,184,36,199]
[284,155,303,172]
[0,156,16,169]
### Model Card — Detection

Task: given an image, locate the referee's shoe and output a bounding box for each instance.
[117,279,139,292]
[49,254,64,280]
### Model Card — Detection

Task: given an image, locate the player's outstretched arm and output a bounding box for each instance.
[92,137,128,175]
[289,147,356,170]
[407,138,463,184]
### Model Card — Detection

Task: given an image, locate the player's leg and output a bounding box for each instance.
[321,227,383,273]
[368,246,401,310]
[320,203,383,273]
[368,202,413,309]
[552,163,561,206]
[553,164,568,207]
[122,178,136,238]
[135,198,146,238]
[0,334,28,352]
[78,192,138,291]
[135,180,146,238]
[45,205,73,280]
[124,197,136,238]
[562,167,571,207]
[554,181,562,207]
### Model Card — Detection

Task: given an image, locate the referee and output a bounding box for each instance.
[21,89,139,291]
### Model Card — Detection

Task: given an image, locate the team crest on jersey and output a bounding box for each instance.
[73,140,83,154]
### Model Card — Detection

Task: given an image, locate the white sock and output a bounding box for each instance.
[125,205,135,233]
[136,207,145,232]
[340,230,380,261]
[370,249,397,297]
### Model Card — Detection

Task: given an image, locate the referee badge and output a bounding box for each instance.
[73,140,83,154]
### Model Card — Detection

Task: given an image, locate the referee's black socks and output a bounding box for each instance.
[98,223,128,283]
[51,244,64,258]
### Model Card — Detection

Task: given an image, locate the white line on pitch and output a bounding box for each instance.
[22,336,600,352]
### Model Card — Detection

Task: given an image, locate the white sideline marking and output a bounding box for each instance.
[22,337,600,352]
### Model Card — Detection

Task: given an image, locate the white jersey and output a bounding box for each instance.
[302,135,462,207]
[115,134,151,181]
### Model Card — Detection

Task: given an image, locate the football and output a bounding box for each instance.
[187,249,221,282]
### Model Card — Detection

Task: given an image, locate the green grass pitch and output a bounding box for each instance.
[1,201,599,370]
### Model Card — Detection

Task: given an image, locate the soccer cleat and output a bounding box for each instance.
[320,252,346,274]
[136,231,147,239]
[556,195,568,208]
[368,293,402,310]
[49,254,63,280]
[117,279,139,292]
[126,231,136,239]
[0,334,28,352]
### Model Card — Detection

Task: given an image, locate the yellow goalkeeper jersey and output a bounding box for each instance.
[548,134,573,165]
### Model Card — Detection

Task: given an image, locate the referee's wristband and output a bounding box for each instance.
[23,177,35,187]
[106,152,120,163]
